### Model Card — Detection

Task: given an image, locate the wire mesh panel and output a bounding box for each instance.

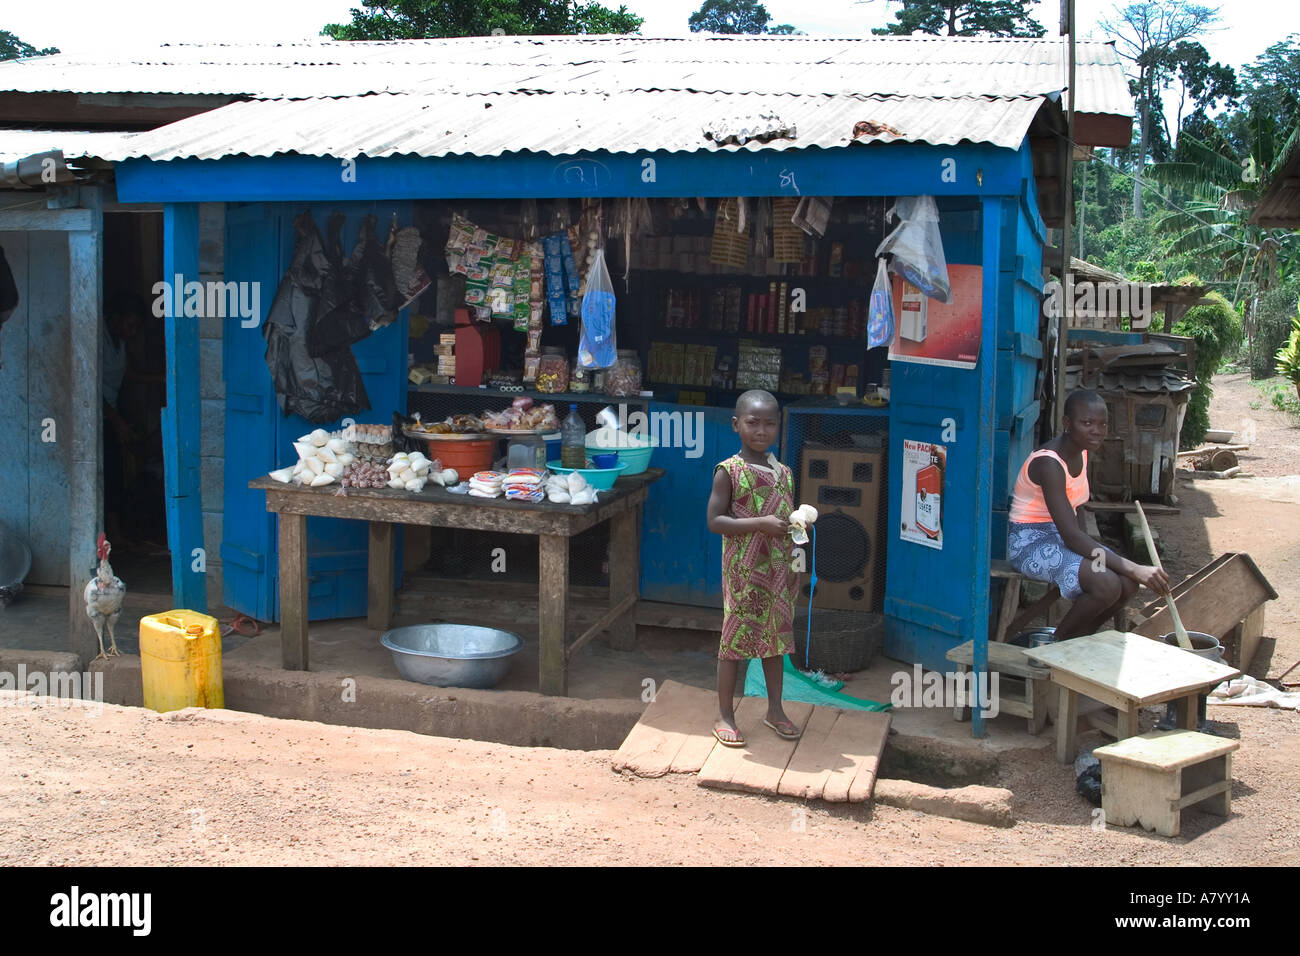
[782,403,890,617]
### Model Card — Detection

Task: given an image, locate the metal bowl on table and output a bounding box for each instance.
[380,624,524,689]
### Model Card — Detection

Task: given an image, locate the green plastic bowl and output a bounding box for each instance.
[547,461,627,490]
[585,438,655,475]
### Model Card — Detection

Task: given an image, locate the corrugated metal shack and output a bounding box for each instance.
[0,36,1132,728]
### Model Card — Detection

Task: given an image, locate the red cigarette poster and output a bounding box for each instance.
[888,265,983,369]
[901,439,946,550]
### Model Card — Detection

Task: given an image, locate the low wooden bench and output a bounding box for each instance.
[1093,731,1238,837]
[946,640,1051,734]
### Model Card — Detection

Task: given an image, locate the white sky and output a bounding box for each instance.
[5,0,1291,78]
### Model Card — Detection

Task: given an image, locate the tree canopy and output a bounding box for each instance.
[0,29,59,61]
[687,0,798,35]
[870,1,1045,38]
[322,0,643,40]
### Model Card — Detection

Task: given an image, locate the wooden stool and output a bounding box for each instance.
[990,559,1060,643]
[1093,731,1238,837]
[946,640,1051,734]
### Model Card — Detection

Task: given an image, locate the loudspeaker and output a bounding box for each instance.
[797,444,884,612]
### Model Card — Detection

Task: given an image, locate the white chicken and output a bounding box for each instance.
[84,533,125,660]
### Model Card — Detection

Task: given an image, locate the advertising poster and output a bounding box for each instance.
[900,439,946,550]
[888,265,984,369]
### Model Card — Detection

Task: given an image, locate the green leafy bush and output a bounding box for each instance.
[1250,277,1300,379]
[1172,292,1244,448]
[1276,316,1300,402]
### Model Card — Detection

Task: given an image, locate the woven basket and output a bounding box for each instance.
[791,609,883,674]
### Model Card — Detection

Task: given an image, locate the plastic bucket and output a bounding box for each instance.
[423,438,495,475]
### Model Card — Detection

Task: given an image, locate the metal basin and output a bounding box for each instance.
[380,624,524,689]
[0,523,32,608]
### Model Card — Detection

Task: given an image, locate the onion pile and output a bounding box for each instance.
[341,460,388,489]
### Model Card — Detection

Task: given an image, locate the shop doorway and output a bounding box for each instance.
[101,211,170,594]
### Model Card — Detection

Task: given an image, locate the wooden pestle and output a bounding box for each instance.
[1134,501,1192,649]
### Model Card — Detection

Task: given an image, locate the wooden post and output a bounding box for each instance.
[367,521,394,630]
[67,191,103,664]
[161,203,207,612]
[538,533,569,696]
[279,512,309,670]
[603,506,638,650]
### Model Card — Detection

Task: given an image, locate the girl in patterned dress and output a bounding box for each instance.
[705,390,801,747]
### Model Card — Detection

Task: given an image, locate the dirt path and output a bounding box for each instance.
[1,372,1294,866]
[1,694,1296,867]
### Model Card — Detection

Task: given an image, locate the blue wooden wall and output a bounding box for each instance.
[220,202,410,622]
[0,230,71,585]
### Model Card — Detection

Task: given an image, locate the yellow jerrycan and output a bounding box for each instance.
[139,610,224,713]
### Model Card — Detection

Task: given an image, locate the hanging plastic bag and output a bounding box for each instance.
[306,213,372,357]
[875,195,952,303]
[577,248,617,369]
[867,257,896,350]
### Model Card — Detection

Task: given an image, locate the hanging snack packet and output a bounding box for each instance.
[867,257,897,349]
[542,231,569,326]
[578,248,618,369]
[875,195,952,303]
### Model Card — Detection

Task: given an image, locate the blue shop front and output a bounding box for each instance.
[100,37,1132,734]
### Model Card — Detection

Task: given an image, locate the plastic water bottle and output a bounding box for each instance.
[561,404,587,469]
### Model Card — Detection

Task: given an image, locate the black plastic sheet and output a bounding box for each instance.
[263,211,370,424]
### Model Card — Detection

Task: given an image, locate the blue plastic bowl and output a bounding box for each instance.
[591,453,619,469]
[547,461,627,490]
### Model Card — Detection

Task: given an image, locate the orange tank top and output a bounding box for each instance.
[1008,448,1089,523]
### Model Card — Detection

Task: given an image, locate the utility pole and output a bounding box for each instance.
[1055,0,1077,433]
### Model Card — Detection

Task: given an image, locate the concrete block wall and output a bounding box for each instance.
[198,202,225,610]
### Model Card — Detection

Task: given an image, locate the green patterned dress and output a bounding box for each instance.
[716,453,796,661]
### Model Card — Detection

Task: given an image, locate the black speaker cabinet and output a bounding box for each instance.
[797,444,884,612]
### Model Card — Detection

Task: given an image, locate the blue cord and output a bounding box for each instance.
[804,523,817,670]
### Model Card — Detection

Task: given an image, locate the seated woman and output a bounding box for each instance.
[1007,389,1169,641]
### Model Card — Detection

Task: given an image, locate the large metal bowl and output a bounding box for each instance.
[380,624,525,689]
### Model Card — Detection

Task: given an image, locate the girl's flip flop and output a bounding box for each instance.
[764,718,802,740]
[713,726,746,748]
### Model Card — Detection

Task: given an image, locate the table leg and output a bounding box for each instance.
[538,533,569,696]
[604,507,638,651]
[1176,693,1199,730]
[279,512,309,671]
[367,521,394,630]
[1116,703,1140,740]
[1057,686,1078,764]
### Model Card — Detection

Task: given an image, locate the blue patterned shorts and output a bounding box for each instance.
[1006,522,1085,600]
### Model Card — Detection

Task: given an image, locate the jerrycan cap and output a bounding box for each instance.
[185,624,205,636]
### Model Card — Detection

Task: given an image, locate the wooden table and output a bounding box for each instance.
[1024,630,1240,764]
[249,469,663,695]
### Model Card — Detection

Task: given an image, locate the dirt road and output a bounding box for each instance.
[1,372,1295,867]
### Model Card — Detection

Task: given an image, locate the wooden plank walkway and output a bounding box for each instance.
[611,680,891,803]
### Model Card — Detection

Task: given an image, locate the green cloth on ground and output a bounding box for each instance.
[743,656,891,712]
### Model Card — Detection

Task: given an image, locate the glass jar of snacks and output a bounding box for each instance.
[570,359,590,393]
[535,347,569,394]
[604,349,642,397]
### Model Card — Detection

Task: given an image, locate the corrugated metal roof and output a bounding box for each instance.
[1251,142,1300,228]
[0,35,1132,117]
[84,91,1050,161]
